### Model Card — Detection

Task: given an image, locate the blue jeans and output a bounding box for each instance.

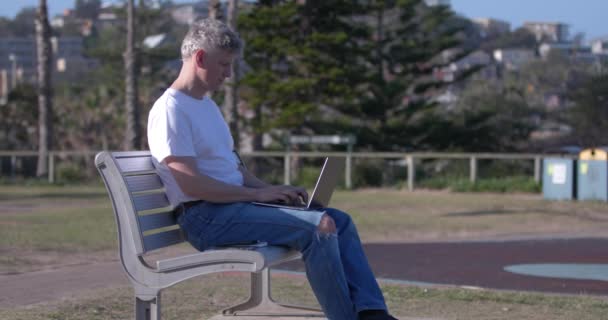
[178,201,388,320]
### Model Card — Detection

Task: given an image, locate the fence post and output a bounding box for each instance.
[534,156,541,183]
[470,156,477,183]
[345,153,352,190]
[407,155,415,191]
[48,153,55,183]
[284,152,291,185]
[10,155,17,179]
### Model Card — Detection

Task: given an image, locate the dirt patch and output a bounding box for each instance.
[0,249,117,275]
[0,245,199,276]
[0,199,106,215]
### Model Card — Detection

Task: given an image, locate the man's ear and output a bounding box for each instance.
[194,49,206,68]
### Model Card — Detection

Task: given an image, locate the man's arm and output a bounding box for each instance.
[239,165,309,204]
[233,150,270,189]
[239,165,271,188]
[165,156,305,204]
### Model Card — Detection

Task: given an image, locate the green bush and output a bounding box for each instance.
[418,176,455,189]
[353,161,383,188]
[293,166,322,189]
[56,163,87,183]
[416,159,469,181]
[478,159,534,178]
[419,176,540,193]
[242,157,284,185]
[0,177,58,186]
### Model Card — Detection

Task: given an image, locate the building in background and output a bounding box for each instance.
[591,35,608,55]
[538,42,593,59]
[171,2,210,25]
[52,37,99,81]
[523,22,569,43]
[424,0,450,6]
[0,36,97,101]
[493,49,536,70]
[472,18,510,39]
[0,38,37,89]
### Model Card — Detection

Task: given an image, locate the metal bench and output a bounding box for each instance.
[95,151,324,320]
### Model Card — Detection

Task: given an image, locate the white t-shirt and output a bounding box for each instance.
[147,88,244,208]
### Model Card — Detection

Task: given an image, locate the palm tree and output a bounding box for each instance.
[224,0,240,149]
[35,0,53,177]
[124,0,141,149]
[208,0,223,20]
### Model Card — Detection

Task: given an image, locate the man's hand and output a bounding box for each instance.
[254,185,308,205]
[288,185,308,204]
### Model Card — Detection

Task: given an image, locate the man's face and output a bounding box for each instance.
[199,49,235,91]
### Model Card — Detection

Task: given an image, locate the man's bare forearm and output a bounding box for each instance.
[166,156,257,203]
[165,156,302,204]
[240,166,271,188]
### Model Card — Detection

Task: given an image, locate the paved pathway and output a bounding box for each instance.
[369,237,608,295]
[0,261,126,307]
[281,238,608,295]
[2,238,607,308]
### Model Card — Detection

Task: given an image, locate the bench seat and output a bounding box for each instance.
[155,246,298,273]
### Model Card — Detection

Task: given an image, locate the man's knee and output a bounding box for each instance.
[324,208,353,230]
[317,213,336,234]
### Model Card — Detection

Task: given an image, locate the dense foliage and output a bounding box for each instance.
[1,1,605,156]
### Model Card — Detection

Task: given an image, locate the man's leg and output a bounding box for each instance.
[177,201,358,320]
[324,208,388,313]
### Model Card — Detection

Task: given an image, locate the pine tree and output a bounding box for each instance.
[239,0,366,150]
[569,73,608,146]
[346,0,475,151]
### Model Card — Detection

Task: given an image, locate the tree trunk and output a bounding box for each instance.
[124,0,141,150]
[376,5,385,82]
[36,0,53,177]
[208,0,222,20]
[224,0,240,149]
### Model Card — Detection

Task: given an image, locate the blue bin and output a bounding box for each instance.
[542,158,576,200]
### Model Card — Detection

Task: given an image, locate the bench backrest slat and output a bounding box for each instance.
[96,151,185,256]
[116,156,156,174]
[143,229,183,252]
[139,211,178,232]
[133,193,171,212]
[125,174,164,193]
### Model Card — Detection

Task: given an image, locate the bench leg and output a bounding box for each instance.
[135,289,161,320]
[221,268,324,317]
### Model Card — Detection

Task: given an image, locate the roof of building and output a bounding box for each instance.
[523,21,569,26]
[143,34,167,49]
[591,35,608,42]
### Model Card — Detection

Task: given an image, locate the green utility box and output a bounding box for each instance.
[542,158,576,200]
[577,148,608,202]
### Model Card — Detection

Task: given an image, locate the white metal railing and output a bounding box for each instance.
[0,150,577,190]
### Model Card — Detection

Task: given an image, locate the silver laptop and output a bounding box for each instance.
[252,157,344,210]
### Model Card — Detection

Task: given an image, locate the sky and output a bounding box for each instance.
[450,0,607,41]
[0,0,606,41]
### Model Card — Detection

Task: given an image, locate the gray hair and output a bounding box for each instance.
[180,18,242,58]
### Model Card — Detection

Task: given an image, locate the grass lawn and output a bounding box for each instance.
[335,189,608,242]
[1,185,608,319]
[3,185,608,253]
[1,273,607,320]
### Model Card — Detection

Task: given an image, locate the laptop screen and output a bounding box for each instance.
[308,157,344,208]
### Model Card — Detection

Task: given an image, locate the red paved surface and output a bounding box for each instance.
[281,238,608,295]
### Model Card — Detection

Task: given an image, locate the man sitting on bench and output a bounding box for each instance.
[147,18,398,320]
